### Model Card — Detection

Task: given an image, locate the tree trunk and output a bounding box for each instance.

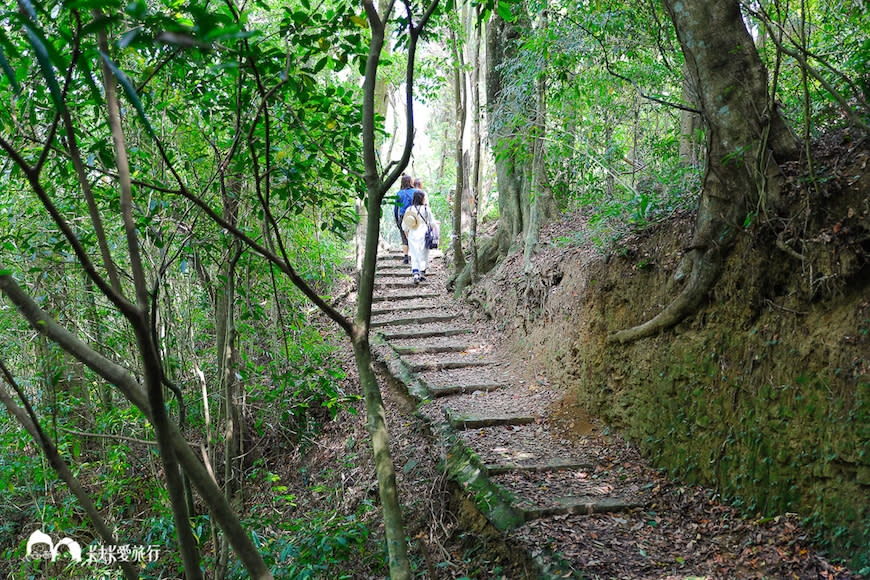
[355,180,410,578]
[610,0,798,343]
[357,2,438,575]
[678,60,702,167]
[450,22,467,273]
[0,362,140,580]
[469,8,483,284]
[454,12,526,294]
[523,4,555,268]
[487,14,525,254]
[355,0,394,268]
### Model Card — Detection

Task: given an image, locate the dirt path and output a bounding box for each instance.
[372,250,858,579]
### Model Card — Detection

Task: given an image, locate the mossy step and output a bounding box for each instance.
[521,497,644,522]
[485,459,595,476]
[426,383,506,397]
[446,409,536,430]
[380,327,470,340]
[372,291,441,302]
[394,343,476,355]
[371,314,457,328]
[406,359,494,373]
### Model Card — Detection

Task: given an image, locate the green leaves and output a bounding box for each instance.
[496,0,515,22]
[23,22,65,114]
[0,47,19,95]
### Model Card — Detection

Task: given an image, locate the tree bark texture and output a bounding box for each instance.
[469,9,483,284]
[358,1,438,575]
[523,3,556,268]
[450,22,467,273]
[679,60,702,167]
[454,12,528,295]
[610,0,798,343]
[486,15,526,257]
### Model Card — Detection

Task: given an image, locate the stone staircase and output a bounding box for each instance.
[370,250,647,577]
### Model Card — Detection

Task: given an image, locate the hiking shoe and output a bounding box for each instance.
[413,273,421,284]
[402,255,410,264]
[419,274,427,282]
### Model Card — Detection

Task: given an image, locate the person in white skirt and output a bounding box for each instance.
[401,190,433,283]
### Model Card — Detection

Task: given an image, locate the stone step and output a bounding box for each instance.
[371,314,457,328]
[374,280,417,289]
[394,343,476,355]
[405,359,494,373]
[485,459,595,476]
[521,497,645,522]
[427,383,506,397]
[372,304,443,316]
[380,327,470,340]
[446,409,536,430]
[372,291,441,302]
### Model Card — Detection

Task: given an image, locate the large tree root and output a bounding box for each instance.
[607,246,724,344]
[452,234,502,297]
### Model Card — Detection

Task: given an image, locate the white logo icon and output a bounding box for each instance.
[25,529,83,562]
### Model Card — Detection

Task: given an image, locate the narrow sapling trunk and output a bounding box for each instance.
[523,3,556,270]
[0,361,140,580]
[450,22,467,273]
[468,6,483,284]
[355,2,438,577]
[98,22,205,575]
[0,269,273,579]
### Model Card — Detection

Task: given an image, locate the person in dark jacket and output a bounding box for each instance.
[394,174,415,264]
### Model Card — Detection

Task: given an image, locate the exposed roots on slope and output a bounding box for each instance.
[607,245,724,343]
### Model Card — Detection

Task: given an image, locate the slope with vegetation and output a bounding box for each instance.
[448,0,869,572]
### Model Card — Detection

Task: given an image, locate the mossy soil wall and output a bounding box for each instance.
[476,208,870,567]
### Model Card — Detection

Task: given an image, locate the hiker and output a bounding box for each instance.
[402,190,434,283]
[394,174,416,264]
[413,177,429,206]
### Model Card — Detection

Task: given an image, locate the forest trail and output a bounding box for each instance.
[369,250,856,579]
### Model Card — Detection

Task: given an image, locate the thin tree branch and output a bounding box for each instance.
[0,272,273,579]
[57,427,158,446]
[0,359,140,580]
[174,185,354,334]
[136,46,182,93]
[378,0,429,197]
[97,18,203,578]
[744,3,869,134]
[562,13,702,114]
[97,29,150,310]
[60,12,124,294]
[286,105,364,179]
[0,135,137,317]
